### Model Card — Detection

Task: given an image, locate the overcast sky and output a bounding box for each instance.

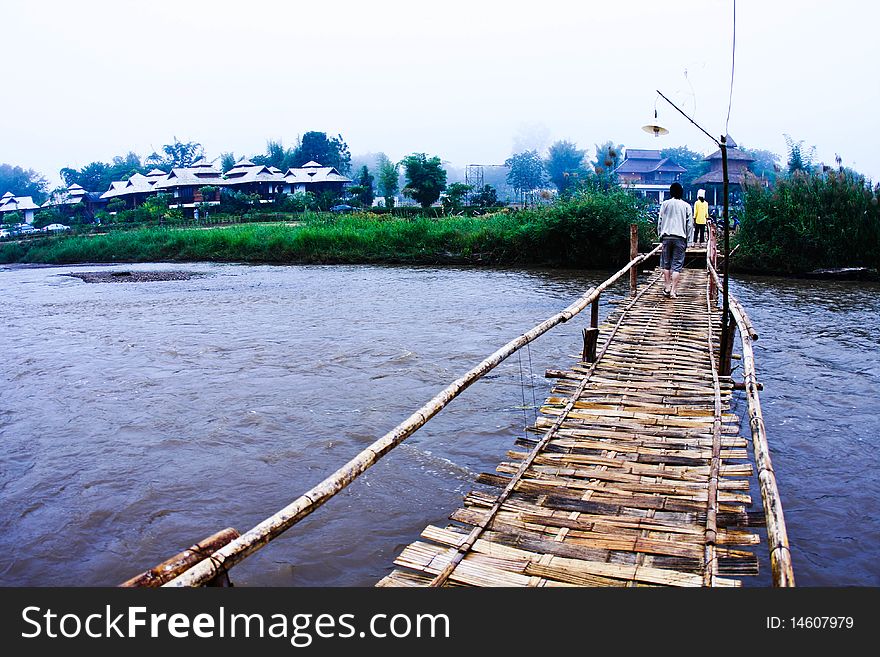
[3,0,878,186]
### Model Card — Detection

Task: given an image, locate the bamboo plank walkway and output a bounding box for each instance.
[378,267,766,588]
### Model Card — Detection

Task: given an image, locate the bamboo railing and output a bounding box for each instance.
[707,261,795,586]
[162,243,662,587]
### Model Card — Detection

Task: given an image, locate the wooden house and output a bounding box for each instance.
[282,161,351,197]
[0,191,40,224]
[614,150,687,201]
[692,136,756,205]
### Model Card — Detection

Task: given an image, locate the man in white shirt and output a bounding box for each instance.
[657,182,693,299]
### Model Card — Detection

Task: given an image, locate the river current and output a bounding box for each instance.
[1,263,877,586]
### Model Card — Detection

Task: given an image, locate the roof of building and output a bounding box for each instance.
[614,154,687,175]
[692,164,754,185]
[153,165,225,189]
[283,162,351,185]
[100,172,163,199]
[0,194,39,212]
[224,160,284,185]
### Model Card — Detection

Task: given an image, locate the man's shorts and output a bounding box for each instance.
[660,236,687,272]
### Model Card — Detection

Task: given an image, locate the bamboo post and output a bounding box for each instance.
[582,327,599,363]
[708,224,718,302]
[629,223,639,295]
[119,528,240,588]
[164,245,662,587]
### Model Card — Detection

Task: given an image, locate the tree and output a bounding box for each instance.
[253,139,295,171]
[351,165,375,207]
[401,153,447,208]
[784,134,816,174]
[220,152,237,173]
[60,152,147,192]
[292,132,351,173]
[660,146,709,188]
[442,182,472,214]
[504,150,546,202]
[0,163,49,203]
[377,155,400,210]
[545,140,586,195]
[740,147,781,184]
[472,184,499,208]
[592,141,624,176]
[162,138,205,168]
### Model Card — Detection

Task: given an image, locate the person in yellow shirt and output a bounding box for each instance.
[693,189,709,245]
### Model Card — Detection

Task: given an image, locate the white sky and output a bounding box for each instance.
[2,0,878,186]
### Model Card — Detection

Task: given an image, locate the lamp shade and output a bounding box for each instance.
[641,109,669,137]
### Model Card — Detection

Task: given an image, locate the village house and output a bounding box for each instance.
[0,191,40,224]
[692,136,756,206]
[100,169,168,209]
[42,183,107,219]
[152,158,224,208]
[222,159,284,200]
[282,161,351,197]
[614,149,687,201]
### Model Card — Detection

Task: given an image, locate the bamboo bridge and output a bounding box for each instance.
[126,226,793,589]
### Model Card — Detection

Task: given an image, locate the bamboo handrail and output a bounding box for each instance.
[164,244,663,587]
[707,261,795,586]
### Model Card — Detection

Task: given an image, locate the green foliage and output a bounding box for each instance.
[275,192,317,212]
[0,163,49,203]
[107,198,127,213]
[401,153,447,208]
[377,155,400,209]
[61,152,147,192]
[783,134,816,174]
[441,182,472,214]
[354,166,375,207]
[199,186,219,201]
[737,169,880,273]
[592,141,624,177]
[504,151,546,199]
[253,140,296,171]
[2,211,23,226]
[659,146,709,188]
[161,138,205,169]
[220,189,259,213]
[740,147,781,184]
[220,152,237,173]
[292,132,351,173]
[545,140,587,195]
[472,184,499,208]
[33,207,65,229]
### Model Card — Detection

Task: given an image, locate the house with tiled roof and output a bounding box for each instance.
[42,183,107,219]
[282,161,351,197]
[614,149,687,201]
[0,191,40,224]
[692,136,756,205]
[223,158,285,199]
[100,170,166,209]
[152,158,224,207]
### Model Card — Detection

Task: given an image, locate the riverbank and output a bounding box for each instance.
[0,192,652,269]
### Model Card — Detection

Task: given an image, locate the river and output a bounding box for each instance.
[0,263,877,587]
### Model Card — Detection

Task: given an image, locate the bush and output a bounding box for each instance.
[737,170,880,273]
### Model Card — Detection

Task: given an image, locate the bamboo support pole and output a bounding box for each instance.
[707,261,795,587]
[629,224,639,295]
[119,528,240,588]
[164,245,662,587]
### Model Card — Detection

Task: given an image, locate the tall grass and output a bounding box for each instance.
[0,188,652,269]
[736,170,880,273]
